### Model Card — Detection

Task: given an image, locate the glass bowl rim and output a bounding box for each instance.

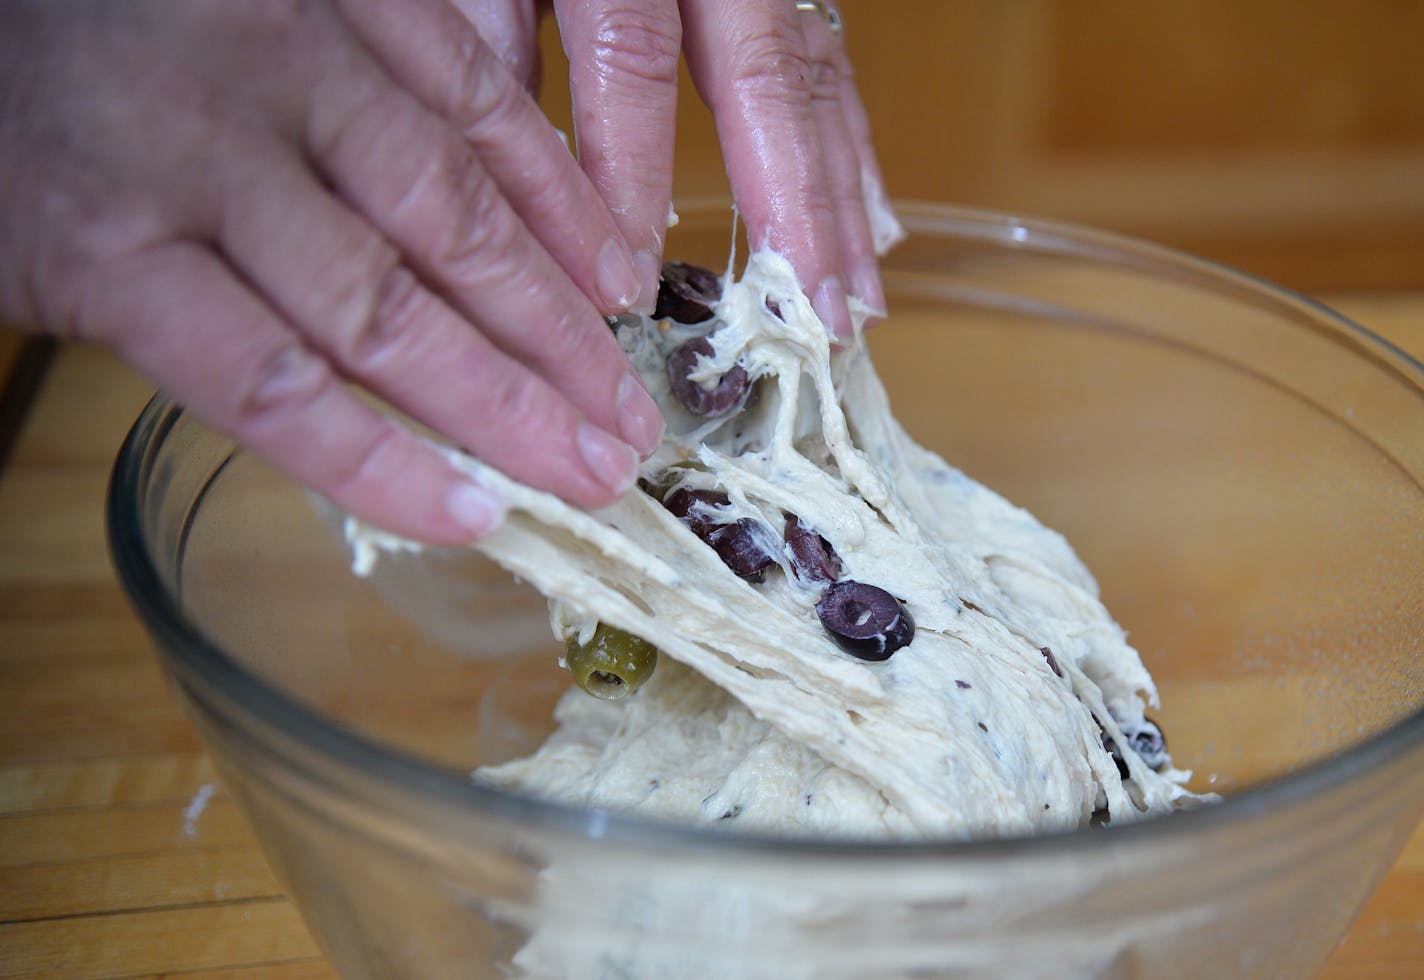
[107,200,1424,861]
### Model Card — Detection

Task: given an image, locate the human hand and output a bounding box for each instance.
[0,0,898,549]
[551,0,903,338]
[0,0,663,545]
[446,0,902,336]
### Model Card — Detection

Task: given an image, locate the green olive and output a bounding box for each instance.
[564,624,658,701]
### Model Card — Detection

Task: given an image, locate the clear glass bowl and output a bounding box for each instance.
[108,203,1424,978]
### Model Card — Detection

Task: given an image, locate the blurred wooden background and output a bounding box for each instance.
[540,0,1424,293]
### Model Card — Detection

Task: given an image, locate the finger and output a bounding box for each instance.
[552,0,682,313]
[447,0,544,92]
[92,241,506,545]
[679,0,851,340]
[798,3,884,315]
[300,60,664,457]
[336,0,643,315]
[216,142,647,505]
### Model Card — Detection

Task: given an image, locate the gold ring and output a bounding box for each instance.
[795,1,843,34]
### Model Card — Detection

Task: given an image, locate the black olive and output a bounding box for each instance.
[1040,646,1063,677]
[666,336,749,418]
[655,261,721,323]
[663,487,730,537]
[815,580,915,661]
[783,514,843,583]
[1102,717,1169,777]
[663,488,775,580]
[1126,719,1169,771]
[708,519,777,580]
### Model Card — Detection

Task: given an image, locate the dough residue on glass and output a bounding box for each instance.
[349,250,1207,841]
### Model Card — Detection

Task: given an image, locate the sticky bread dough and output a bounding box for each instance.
[349,251,1204,841]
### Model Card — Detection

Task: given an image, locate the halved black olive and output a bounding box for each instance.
[663,488,775,580]
[783,514,843,583]
[655,261,721,323]
[1040,646,1063,678]
[815,580,915,661]
[1103,717,1169,777]
[708,519,777,580]
[666,336,749,418]
[663,487,730,537]
[1126,719,1169,771]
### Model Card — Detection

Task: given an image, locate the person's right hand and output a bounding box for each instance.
[550,0,904,342]
[0,0,664,545]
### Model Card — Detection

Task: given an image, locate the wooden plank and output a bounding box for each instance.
[120,962,336,980]
[1320,873,1424,978]
[0,346,154,591]
[0,464,134,585]
[0,334,56,475]
[0,898,322,979]
[0,580,146,642]
[0,753,217,814]
[0,652,201,764]
[0,843,281,921]
[2,344,153,463]
[0,796,253,866]
[1318,819,1424,976]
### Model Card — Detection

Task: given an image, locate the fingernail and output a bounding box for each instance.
[849,258,886,317]
[812,275,854,343]
[577,423,638,495]
[446,480,506,538]
[596,238,640,311]
[617,371,665,456]
[629,249,662,315]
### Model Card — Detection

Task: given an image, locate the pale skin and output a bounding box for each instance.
[0,0,896,545]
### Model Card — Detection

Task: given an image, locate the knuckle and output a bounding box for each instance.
[481,368,554,440]
[388,127,465,218]
[447,42,525,137]
[588,9,681,87]
[69,236,178,347]
[21,238,93,342]
[48,201,174,343]
[329,417,409,499]
[427,157,515,281]
[808,56,840,102]
[438,163,518,272]
[724,34,815,105]
[234,341,333,429]
[307,77,391,169]
[334,259,435,375]
[522,310,592,373]
[356,123,514,286]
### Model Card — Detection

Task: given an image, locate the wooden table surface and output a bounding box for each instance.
[1,294,1421,979]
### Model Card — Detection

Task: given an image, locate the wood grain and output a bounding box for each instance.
[0,292,1421,975]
